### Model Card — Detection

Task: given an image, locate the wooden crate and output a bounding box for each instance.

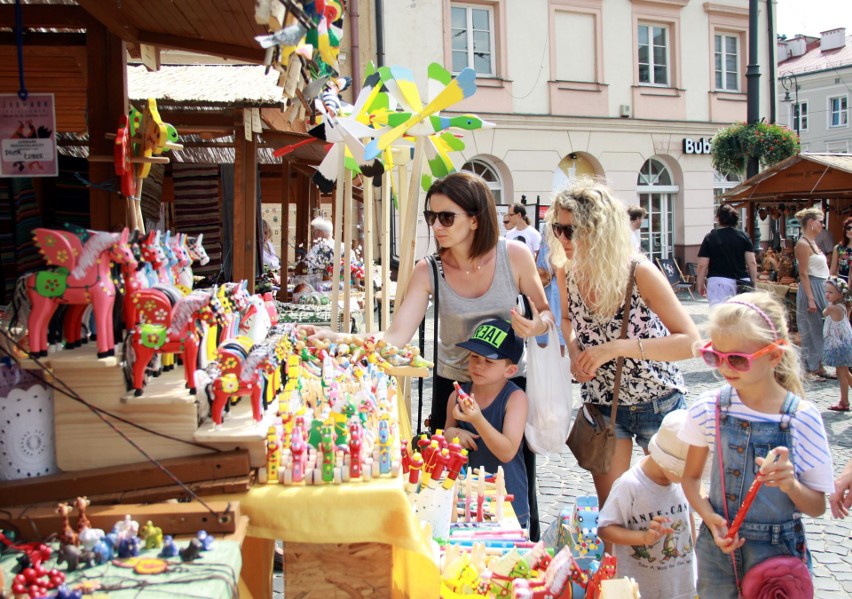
[283,542,392,598]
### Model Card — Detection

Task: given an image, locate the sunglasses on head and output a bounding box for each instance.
[423,210,471,227]
[698,340,785,372]
[551,222,575,240]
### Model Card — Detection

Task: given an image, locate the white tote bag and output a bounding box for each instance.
[524,323,573,454]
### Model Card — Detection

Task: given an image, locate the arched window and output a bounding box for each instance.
[636,158,679,262]
[462,158,503,203]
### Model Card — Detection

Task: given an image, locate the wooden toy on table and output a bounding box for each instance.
[128,288,222,396]
[18,228,137,358]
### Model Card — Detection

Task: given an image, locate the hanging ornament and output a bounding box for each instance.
[758,208,768,221]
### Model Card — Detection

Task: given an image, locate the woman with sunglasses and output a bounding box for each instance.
[679,292,832,598]
[303,171,553,537]
[546,177,699,508]
[829,215,852,284]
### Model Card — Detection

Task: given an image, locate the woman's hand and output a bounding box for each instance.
[296,325,340,343]
[808,297,818,313]
[706,513,744,554]
[510,301,547,339]
[574,343,617,378]
[830,467,852,519]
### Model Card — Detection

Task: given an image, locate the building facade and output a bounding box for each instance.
[777,28,852,155]
[354,0,775,264]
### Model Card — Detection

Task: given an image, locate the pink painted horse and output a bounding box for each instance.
[21,228,136,358]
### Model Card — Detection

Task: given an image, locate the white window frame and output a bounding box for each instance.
[462,158,503,204]
[714,33,739,92]
[828,95,849,128]
[792,100,809,133]
[450,3,495,76]
[638,23,670,86]
[825,140,849,154]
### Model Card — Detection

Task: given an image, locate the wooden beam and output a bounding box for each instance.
[0,4,92,28]
[233,109,259,292]
[278,161,292,301]
[86,22,128,232]
[138,30,266,63]
[0,32,86,46]
[140,43,161,71]
[76,0,140,41]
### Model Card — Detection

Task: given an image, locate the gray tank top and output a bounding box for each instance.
[431,239,524,381]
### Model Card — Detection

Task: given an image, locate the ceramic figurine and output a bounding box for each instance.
[196,530,214,551]
[55,503,78,547]
[159,535,179,558]
[140,521,163,549]
[73,496,92,532]
[179,538,203,562]
[118,536,140,558]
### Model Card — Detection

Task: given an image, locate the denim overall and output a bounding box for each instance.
[695,386,809,599]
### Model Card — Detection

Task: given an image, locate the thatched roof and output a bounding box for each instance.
[128,64,285,107]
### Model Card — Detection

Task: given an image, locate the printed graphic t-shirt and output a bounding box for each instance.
[598,462,697,599]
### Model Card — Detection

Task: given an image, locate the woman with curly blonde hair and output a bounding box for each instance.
[547,177,700,506]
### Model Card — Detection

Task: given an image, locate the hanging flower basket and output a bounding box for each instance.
[711,121,800,176]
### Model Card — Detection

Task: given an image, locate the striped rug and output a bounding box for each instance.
[171,164,222,278]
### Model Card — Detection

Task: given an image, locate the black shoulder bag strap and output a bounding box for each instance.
[419,253,440,434]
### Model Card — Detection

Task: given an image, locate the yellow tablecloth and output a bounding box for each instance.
[209,387,438,599]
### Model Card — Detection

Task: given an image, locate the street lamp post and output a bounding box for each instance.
[781,73,800,137]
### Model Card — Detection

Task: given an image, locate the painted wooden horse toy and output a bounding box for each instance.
[208,334,285,426]
[16,228,136,358]
[128,287,222,396]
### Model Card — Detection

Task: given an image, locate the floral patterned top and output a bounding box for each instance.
[305,238,336,277]
[835,244,852,279]
[566,264,687,406]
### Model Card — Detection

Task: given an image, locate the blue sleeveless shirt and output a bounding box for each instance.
[457,380,529,526]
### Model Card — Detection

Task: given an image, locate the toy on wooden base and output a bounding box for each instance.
[128,288,222,396]
[13,228,137,358]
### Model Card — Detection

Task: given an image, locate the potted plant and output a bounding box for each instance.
[711,121,800,176]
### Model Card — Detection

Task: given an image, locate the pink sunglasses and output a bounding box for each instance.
[699,341,785,372]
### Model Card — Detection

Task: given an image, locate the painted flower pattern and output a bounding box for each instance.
[56,249,69,264]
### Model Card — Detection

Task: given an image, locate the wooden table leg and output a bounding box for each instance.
[239,536,274,599]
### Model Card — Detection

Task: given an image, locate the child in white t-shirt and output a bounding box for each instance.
[598,409,697,599]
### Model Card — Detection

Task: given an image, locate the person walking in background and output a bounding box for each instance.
[795,207,834,382]
[823,276,852,412]
[302,172,553,540]
[829,216,852,284]
[679,292,833,598]
[504,202,541,258]
[627,205,646,254]
[695,205,758,308]
[598,409,697,599]
[547,176,699,508]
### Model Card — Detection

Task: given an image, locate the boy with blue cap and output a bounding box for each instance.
[443,319,530,526]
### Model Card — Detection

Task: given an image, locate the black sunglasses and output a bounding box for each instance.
[846,225,852,231]
[423,210,470,227]
[551,222,575,240]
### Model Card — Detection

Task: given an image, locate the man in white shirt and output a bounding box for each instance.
[504,202,541,258]
[628,205,646,254]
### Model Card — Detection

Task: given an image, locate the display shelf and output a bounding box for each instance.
[194,398,279,468]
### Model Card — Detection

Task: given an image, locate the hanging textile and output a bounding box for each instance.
[172,163,222,279]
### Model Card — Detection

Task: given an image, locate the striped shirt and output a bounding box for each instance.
[679,388,834,494]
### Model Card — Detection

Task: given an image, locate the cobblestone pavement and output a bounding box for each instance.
[274,297,852,597]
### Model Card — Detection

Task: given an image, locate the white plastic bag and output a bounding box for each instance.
[524,323,573,454]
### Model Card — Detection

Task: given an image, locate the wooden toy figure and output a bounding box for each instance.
[290,416,308,484]
[18,228,137,358]
[73,497,91,533]
[139,521,163,549]
[377,415,392,476]
[348,419,363,480]
[266,425,281,483]
[56,503,78,547]
[320,419,337,483]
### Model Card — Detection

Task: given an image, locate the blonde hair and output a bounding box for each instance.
[546,177,635,318]
[795,207,823,227]
[708,291,804,397]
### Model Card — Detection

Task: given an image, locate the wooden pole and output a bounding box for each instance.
[395,137,425,307]
[381,170,392,329]
[363,180,375,332]
[330,154,346,331]
[343,169,353,332]
[278,161,291,301]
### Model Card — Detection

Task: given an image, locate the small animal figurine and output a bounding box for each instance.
[73,496,92,532]
[159,535,179,558]
[196,530,214,551]
[56,503,79,547]
[78,526,105,549]
[56,545,96,572]
[179,538,203,562]
[140,521,164,549]
[118,536,140,558]
[92,535,115,564]
[113,514,139,541]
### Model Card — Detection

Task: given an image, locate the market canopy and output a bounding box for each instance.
[722,153,852,207]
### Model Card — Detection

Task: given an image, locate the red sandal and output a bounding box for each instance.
[828,403,850,412]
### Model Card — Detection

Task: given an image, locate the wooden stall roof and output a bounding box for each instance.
[722,153,852,206]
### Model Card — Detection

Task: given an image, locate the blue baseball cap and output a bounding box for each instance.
[456,319,523,364]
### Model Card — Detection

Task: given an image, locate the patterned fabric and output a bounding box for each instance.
[566,262,686,406]
[304,238,335,276]
[140,163,164,231]
[172,164,221,278]
[835,243,852,279]
[823,312,852,367]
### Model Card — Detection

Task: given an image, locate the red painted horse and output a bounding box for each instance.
[21,228,136,358]
[129,288,222,396]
